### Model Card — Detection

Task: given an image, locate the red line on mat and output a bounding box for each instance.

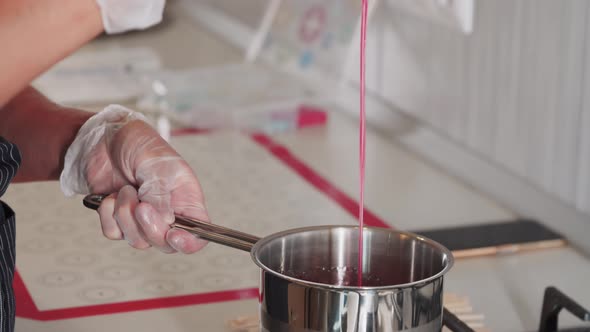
[15,130,391,320]
[250,134,391,229]
[14,270,258,321]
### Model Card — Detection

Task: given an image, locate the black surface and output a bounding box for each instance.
[411,219,563,252]
[539,287,590,332]
[443,308,475,332]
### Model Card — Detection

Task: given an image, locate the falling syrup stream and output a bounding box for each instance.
[358,0,368,287]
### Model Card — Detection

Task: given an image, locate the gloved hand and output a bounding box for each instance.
[96,0,166,34]
[61,105,208,254]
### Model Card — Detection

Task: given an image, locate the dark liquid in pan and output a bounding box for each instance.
[283,265,409,287]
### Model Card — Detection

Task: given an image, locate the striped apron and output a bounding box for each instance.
[0,136,21,332]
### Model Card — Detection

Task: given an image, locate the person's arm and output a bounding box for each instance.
[1,87,209,254]
[0,0,104,106]
[0,87,92,182]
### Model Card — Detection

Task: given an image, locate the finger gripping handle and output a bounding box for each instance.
[83,194,107,210]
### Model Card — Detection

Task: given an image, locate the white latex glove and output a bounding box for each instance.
[61,105,208,254]
[96,0,166,34]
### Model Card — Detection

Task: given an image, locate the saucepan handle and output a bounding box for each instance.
[82,194,260,252]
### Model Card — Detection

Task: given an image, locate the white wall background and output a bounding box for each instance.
[347,0,590,218]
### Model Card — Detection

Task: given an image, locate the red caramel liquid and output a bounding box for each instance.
[357,0,369,287]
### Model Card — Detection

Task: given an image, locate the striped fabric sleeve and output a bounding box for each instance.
[0,136,21,332]
[0,205,16,332]
[0,137,21,198]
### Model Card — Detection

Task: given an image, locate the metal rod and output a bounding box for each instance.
[172,223,255,252]
[83,194,260,252]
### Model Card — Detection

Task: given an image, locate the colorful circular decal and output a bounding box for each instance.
[299,5,327,44]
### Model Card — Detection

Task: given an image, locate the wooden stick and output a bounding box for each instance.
[447,307,475,314]
[444,302,473,311]
[456,313,485,322]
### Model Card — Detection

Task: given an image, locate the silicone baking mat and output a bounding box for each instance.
[7,131,389,320]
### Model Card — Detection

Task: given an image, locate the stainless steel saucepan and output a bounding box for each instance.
[83,194,455,332]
